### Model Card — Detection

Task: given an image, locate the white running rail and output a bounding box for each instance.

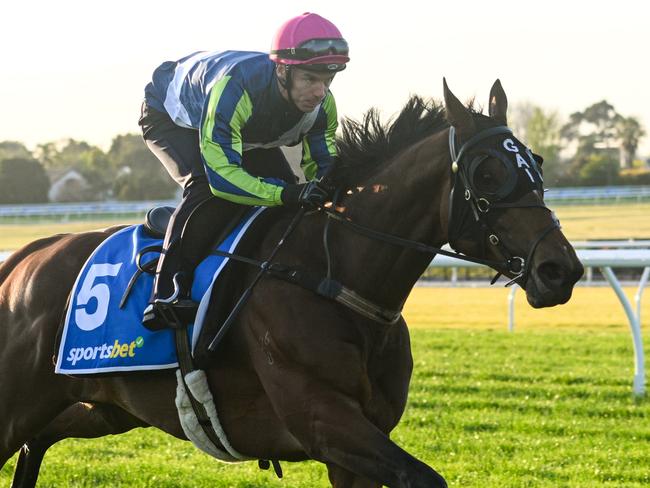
[430,250,650,396]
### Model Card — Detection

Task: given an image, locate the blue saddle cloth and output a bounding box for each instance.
[55,207,265,375]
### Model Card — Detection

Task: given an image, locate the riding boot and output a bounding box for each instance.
[154,237,181,297]
[142,198,249,330]
[142,275,198,330]
[142,239,198,330]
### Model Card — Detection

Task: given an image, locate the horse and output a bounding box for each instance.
[1,79,583,488]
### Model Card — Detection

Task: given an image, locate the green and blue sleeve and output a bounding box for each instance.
[200,76,284,206]
[301,91,338,181]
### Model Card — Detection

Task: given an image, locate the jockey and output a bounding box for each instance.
[140,12,349,330]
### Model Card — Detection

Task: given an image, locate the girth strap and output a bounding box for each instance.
[267,264,402,326]
[174,324,228,453]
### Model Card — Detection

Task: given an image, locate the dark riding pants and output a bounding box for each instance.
[139,104,296,299]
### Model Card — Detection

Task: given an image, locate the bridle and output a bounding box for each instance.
[323,124,560,288]
[445,125,559,286]
[190,124,563,336]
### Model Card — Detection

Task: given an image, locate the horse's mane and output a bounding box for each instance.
[331,96,446,187]
[331,95,483,188]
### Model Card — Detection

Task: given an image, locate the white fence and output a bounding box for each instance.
[545,185,650,204]
[0,185,648,220]
[0,200,178,219]
[429,250,650,396]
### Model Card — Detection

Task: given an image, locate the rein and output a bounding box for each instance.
[136,124,560,333]
[210,124,558,327]
[319,124,559,293]
[322,208,511,269]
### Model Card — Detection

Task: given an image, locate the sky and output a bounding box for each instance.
[2,0,649,156]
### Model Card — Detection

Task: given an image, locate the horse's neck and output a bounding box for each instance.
[327,132,451,311]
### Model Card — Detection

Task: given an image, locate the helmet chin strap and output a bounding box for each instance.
[277,65,301,112]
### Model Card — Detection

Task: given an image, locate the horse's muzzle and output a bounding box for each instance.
[525,253,584,308]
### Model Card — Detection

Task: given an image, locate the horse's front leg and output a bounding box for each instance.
[262,365,445,487]
[244,291,447,488]
[326,463,380,488]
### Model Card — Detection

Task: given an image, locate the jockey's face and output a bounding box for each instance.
[277,65,335,113]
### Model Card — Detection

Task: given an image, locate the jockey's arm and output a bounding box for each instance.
[200,76,286,206]
[301,91,338,181]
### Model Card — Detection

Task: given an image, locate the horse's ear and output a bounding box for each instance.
[488,79,508,126]
[443,78,475,136]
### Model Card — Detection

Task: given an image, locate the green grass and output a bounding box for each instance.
[2,328,648,487]
[1,204,649,485]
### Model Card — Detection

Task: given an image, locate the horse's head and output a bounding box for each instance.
[442,79,583,307]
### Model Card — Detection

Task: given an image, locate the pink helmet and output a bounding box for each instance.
[270,12,349,72]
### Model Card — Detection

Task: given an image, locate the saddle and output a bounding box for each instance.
[141,204,278,368]
[143,205,284,473]
[143,205,174,238]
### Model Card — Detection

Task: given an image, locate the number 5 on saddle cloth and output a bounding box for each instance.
[54,203,265,376]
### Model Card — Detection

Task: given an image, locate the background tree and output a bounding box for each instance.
[561,100,622,185]
[561,100,621,148]
[35,139,112,200]
[510,103,564,186]
[578,153,620,186]
[0,158,50,203]
[616,116,645,169]
[108,134,177,200]
[0,141,32,161]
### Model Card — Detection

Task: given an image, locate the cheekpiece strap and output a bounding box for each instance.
[449,126,458,163]
[450,125,513,167]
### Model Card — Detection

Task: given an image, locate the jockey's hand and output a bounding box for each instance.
[281,180,334,208]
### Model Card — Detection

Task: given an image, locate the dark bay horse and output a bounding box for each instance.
[1,80,583,487]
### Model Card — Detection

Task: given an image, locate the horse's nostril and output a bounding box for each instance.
[537,261,566,285]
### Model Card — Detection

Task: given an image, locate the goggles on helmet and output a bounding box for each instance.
[271,38,349,61]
